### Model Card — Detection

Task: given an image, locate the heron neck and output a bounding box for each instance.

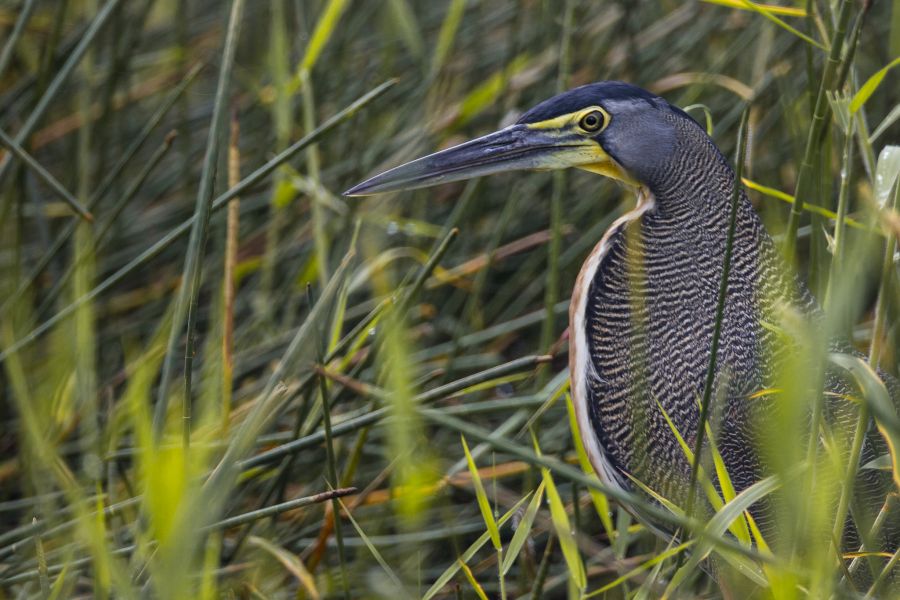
[643,122,748,234]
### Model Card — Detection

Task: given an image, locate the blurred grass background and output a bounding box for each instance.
[0,0,898,598]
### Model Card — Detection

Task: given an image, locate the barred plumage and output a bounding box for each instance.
[572,100,899,555]
[345,79,900,582]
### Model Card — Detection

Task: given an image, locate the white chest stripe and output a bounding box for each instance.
[569,187,656,494]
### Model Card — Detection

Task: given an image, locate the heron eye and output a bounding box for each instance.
[579,110,605,132]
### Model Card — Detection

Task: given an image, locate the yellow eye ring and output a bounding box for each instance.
[579,110,606,132]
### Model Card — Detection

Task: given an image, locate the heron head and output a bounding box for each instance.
[344,81,688,196]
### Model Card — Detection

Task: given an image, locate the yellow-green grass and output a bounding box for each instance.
[0,1,898,598]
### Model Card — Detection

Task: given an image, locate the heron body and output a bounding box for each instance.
[566,98,815,514]
[346,82,898,564]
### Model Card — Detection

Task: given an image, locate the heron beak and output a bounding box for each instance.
[343,124,624,196]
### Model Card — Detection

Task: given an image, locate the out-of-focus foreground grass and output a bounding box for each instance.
[0,0,898,598]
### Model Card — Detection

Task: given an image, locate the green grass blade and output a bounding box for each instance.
[248,536,320,599]
[385,0,425,59]
[458,559,490,600]
[784,0,855,255]
[422,408,771,564]
[461,435,501,550]
[700,0,806,17]
[850,56,900,114]
[687,105,750,519]
[828,354,900,490]
[743,177,872,231]
[421,494,529,600]
[541,467,586,590]
[501,481,544,576]
[734,0,825,49]
[0,80,395,364]
[0,0,38,81]
[153,0,245,439]
[340,499,410,598]
[533,434,586,591]
[300,0,350,74]
[0,128,92,221]
[430,0,467,76]
[666,474,781,594]
[584,540,694,597]
[565,393,615,541]
[0,0,125,186]
[871,105,900,142]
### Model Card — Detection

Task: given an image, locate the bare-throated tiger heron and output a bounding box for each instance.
[345,81,899,579]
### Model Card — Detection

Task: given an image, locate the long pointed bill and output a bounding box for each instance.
[344,124,624,196]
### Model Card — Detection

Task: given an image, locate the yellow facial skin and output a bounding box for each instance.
[524,106,640,187]
[345,103,641,196]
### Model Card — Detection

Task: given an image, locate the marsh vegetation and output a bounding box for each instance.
[0,0,898,598]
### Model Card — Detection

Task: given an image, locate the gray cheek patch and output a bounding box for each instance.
[599,104,677,185]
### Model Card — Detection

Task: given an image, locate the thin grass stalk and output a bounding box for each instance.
[92,0,153,183]
[0,543,138,588]
[866,546,900,599]
[685,105,751,519]
[497,546,507,600]
[830,396,868,567]
[456,181,508,330]
[74,12,101,490]
[36,132,177,316]
[35,0,70,94]
[784,0,853,257]
[867,176,899,369]
[0,0,124,186]
[420,408,774,564]
[0,80,395,363]
[203,250,355,516]
[834,3,871,92]
[154,0,245,442]
[808,123,830,296]
[539,0,574,365]
[0,128,92,221]
[300,69,330,287]
[0,497,142,558]
[0,0,39,82]
[304,400,376,573]
[846,494,896,578]
[314,326,350,599]
[239,354,550,470]
[0,62,200,320]
[396,227,459,315]
[260,0,292,318]
[33,519,49,598]
[529,533,554,600]
[222,109,240,432]
[429,0,467,80]
[219,387,318,565]
[840,173,900,582]
[205,488,356,532]
[298,227,459,546]
[175,0,192,194]
[824,120,854,313]
[303,378,375,574]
